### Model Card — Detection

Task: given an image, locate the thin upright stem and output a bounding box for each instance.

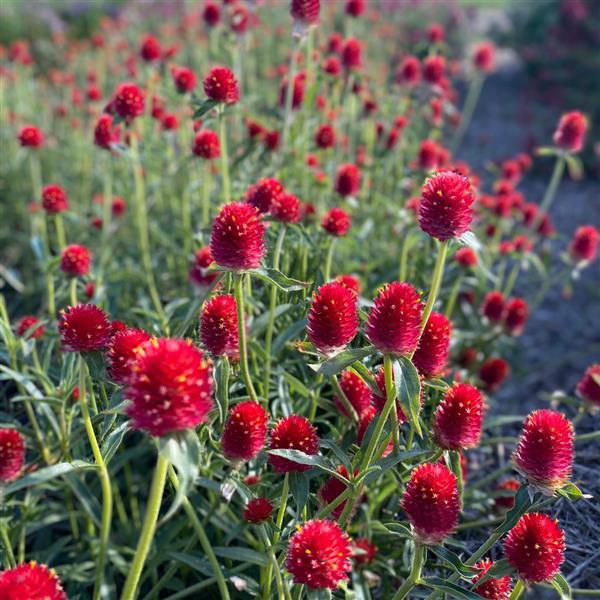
[218,105,231,203]
[69,278,78,306]
[264,473,289,598]
[418,240,449,337]
[509,580,525,600]
[54,214,67,251]
[392,544,425,600]
[532,154,565,232]
[280,36,300,159]
[451,75,484,155]
[445,273,463,318]
[324,238,336,282]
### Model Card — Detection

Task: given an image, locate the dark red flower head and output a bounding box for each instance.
[569,225,598,263]
[125,338,213,437]
[417,139,441,170]
[504,513,565,582]
[307,282,359,356]
[192,129,220,159]
[419,171,475,241]
[221,401,268,461]
[290,0,320,24]
[341,38,362,70]
[113,82,146,119]
[18,125,44,147]
[334,369,372,418]
[58,304,112,352]
[245,178,284,214]
[504,297,528,336]
[315,124,336,149]
[335,274,360,295]
[244,497,273,523]
[271,192,301,223]
[553,111,587,153]
[0,561,67,600]
[495,479,521,511]
[200,294,239,360]
[17,315,45,340]
[94,114,120,149]
[454,247,477,267]
[335,163,361,197]
[317,466,353,518]
[479,357,509,392]
[172,65,196,94]
[473,42,495,72]
[576,363,600,406]
[366,282,423,355]
[140,34,161,62]
[433,382,483,450]
[268,415,319,473]
[422,55,445,84]
[60,244,91,277]
[322,207,351,237]
[204,66,239,104]
[203,2,220,27]
[106,327,151,385]
[481,291,505,323]
[513,409,573,494]
[286,519,351,589]
[352,538,377,566]
[413,311,451,378]
[0,428,25,483]
[210,202,266,270]
[396,55,421,86]
[472,558,513,599]
[401,462,459,544]
[280,71,305,110]
[345,0,365,17]
[190,246,219,288]
[427,23,445,43]
[42,184,68,214]
[323,56,342,77]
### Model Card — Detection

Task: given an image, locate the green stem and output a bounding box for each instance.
[445,273,463,318]
[502,263,520,297]
[393,544,425,600]
[451,75,484,155]
[509,580,524,600]
[532,154,565,232]
[258,525,288,600]
[69,278,78,306]
[202,162,211,227]
[331,374,359,422]
[324,237,336,282]
[55,214,67,251]
[218,105,231,203]
[264,473,289,598]
[280,37,300,160]
[384,354,401,452]
[417,240,449,339]
[0,522,16,568]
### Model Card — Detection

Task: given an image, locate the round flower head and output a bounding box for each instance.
[396,55,421,86]
[341,38,362,70]
[352,538,377,566]
[334,369,372,418]
[125,338,213,437]
[199,294,239,360]
[221,401,268,462]
[317,466,353,519]
[513,409,573,494]
[42,184,68,214]
[307,282,359,356]
[335,274,360,295]
[271,192,301,224]
[553,111,587,153]
[268,415,319,473]
[0,561,67,600]
[472,559,512,599]
[315,124,336,148]
[58,304,112,352]
[479,357,509,392]
[504,513,565,582]
[204,66,239,104]
[203,2,220,27]
[418,171,475,241]
[60,244,91,277]
[113,82,146,119]
[140,34,161,62]
[94,114,120,149]
[504,297,528,336]
[0,428,25,483]
[244,497,273,523]
[106,327,151,385]
[454,247,477,267]
[401,462,459,544]
[366,282,423,355]
[335,163,361,197]
[433,382,484,450]
[280,72,305,110]
[481,291,506,323]
[346,0,365,17]
[172,65,196,94]
[17,315,44,340]
[322,207,351,237]
[210,202,266,271]
[423,54,445,84]
[286,519,351,589]
[473,42,495,72]
[417,139,441,170]
[245,177,284,214]
[569,225,598,263]
[192,129,220,159]
[18,125,44,147]
[576,363,600,406]
[290,0,320,24]
[189,246,218,288]
[413,311,451,378]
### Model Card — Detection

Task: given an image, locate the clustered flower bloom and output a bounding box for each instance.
[412,311,451,377]
[472,558,513,599]
[42,184,68,214]
[569,225,598,264]
[290,0,320,25]
[60,244,91,277]
[189,246,218,288]
[271,192,301,223]
[576,363,600,406]
[58,304,112,352]
[268,415,319,472]
[199,294,239,359]
[221,401,268,461]
[16,315,45,339]
[334,369,372,417]
[18,124,44,147]
[94,114,120,149]
[352,538,377,566]
[106,327,151,385]
[322,207,351,237]
[317,465,353,518]
[113,82,146,119]
[335,163,361,197]
[204,66,240,104]
[171,66,196,94]
[0,428,25,483]
[553,111,588,153]
[192,129,220,159]
[479,357,510,392]
[243,497,273,523]
[504,297,529,336]
[245,177,284,213]
[0,561,68,600]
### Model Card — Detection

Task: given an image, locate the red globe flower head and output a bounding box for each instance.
[553,111,587,153]
[204,66,239,104]
[18,125,44,147]
[458,346,478,369]
[433,382,483,450]
[271,192,301,223]
[369,365,410,424]
[229,5,249,34]
[192,129,220,159]
[504,513,565,582]
[264,129,280,150]
[366,282,423,355]
[472,558,513,599]
[42,184,68,214]
[417,139,440,170]
[244,497,273,523]
[286,519,351,589]
[323,56,342,77]
[58,304,112,352]
[16,315,45,340]
[94,114,120,149]
[221,401,268,461]
[245,178,284,214]
[246,119,265,139]
[335,274,360,295]
[113,82,146,121]
[280,71,305,110]
[190,246,219,288]
[423,55,445,84]
[341,38,362,70]
[479,357,509,392]
[307,282,359,356]
[473,42,495,72]
[413,311,451,378]
[106,327,151,385]
[60,244,91,277]
[125,338,213,437]
[576,363,600,406]
[569,225,598,263]
[87,83,102,102]
[335,163,361,197]
[481,291,506,323]
[0,561,67,600]
[426,23,445,43]
[210,202,266,270]
[317,466,354,519]
[203,1,220,27]
[513,409,574,494]
[352,538,377,566]
[345,0,365,17]
[419,171,475,241]
[199,294,239,360]
[356,405,392,457]
[0,428,25,483]
[171,66,196,94]
[401,462,460,544]
[268,415,319,473]
[396,55,421,86]
[140,34,161,62]
[112,196,126,217]
[315,124,336,148]
[322,207,351,237]
[161,113,179,131]
[334,370,372,418]
[290,0,320,25]
[454,247,477,267]
[513,234,533,254]
[495,479,521,510]
[504,297,528,336]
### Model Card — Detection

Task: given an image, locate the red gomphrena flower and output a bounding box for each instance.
[322,56,341,77]
[60,244,91,277]
[280,71,305,110]
[58,304,112,352]
[210,202,266,270]
[419,171,475,241]
[94,114,120,149]
[413,311,451,378]
[16,315,44,340]
[504,513,565,582]
[576,364,600,406]
[335,163,361,197]
[472,559,513,599]
[318,466,353,518]
[454,247,478,267]
[140,34,161,62]
[334,370,372,418]
[113,82,145,120]
[229,4,249,34]
[473,42,495,72]
[345,0,365,17]
[341,38,362,70]
[569,225,599,263]
[264,130,280,151]
[203,1,220,27]
[553,111,588,153]
[221,401,268,461]
[268,415,319,473]
[192,129,220,159]
[315,124,336,148]
[271,192,301,223]
[401,462,459,544]
[199,294,239,360]
[352,538,377,566]
[18,124,44,147]
[481,290,505,323]
[366,282,423,355]
[504,297,529,336]
[244,497,273,523]
[335,274,360,295]
[426,23,445,43]
[495,479,521,510]
[172,65,196,94]
[479,357,509,392]
[417,139,440,170]
[106,327,151,385]
[422,55,445,84]
[396,55,421,86]
[41,184,68,214]
[245,177,284,214]
[0,561,67,600]
[306,282,359,356]
[204,66,239,104]
[290,0,320,25]
[0,428,25,483]
[513,234,533,254]
[286,519,351,590]
[125,338,213,437]
[513,409,574,494]
[433,382,484,450]
[161,113,180,132]
[190,246,218,288]
[458,346,478,369]
[322,207,351,237]
[369,365,410,424]
[356,405,392,457]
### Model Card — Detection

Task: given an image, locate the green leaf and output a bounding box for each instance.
[250,304,293,335]
[564,154,583,180]
[550,573,571,599]
[556,482,591,501]
[536,146,560,157]
[168,552,212,576]
[313,347,374,377]
[212,546,268,567]
[458,231,481,252]
[423,577,484,600]
[289,472,310,513]
[493,485,531,536]
[267,449,341,479]
[469,559,513,588]
[4,461,96,495]
[375,522,412,538]
[392,357,422,437]
[250,267,309,292]
[214,357,230,425]
[101,421,130,465]
[320,438,352,472]
[429,546,477,579]
[192,98,219,119]
[361,449,428,485]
